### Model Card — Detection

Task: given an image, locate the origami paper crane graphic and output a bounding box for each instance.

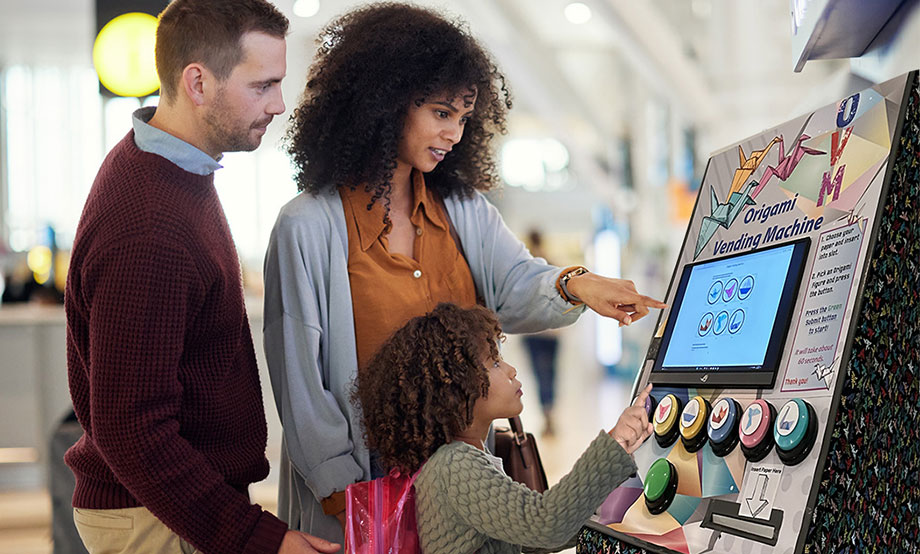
[694,180,758,257]
[728,137,780,196]
[693,138,780,258]
[751,133,826,198]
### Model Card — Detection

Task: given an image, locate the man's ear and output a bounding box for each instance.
[180,63,210,107]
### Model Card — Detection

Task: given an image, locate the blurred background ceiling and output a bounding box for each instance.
[0,0,857,172]
[1,0,917,250]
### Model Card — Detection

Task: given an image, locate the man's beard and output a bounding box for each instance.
[203,89,265,153]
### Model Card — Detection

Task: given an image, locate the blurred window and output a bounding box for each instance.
[1,66,297,272]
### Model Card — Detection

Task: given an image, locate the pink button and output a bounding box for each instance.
[739,399,771,448]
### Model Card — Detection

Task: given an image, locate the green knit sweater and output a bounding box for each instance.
[415,431,636,554]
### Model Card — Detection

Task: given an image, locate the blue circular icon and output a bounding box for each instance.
[729,309,745,334]
[713,311,729,335]
[738,275,754,300]
[699,312,714,336]
[722,278,738,302]
[708,281,723,305]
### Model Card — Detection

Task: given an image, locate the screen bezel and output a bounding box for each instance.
[650,237,811,388]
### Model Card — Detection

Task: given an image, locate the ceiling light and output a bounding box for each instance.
[564,2,592,25]
[293,0,320,18]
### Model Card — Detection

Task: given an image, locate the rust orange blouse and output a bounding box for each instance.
[341,171,478,369]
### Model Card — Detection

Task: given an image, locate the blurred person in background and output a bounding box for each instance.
[263,2,666,543]
[63,1,337,553]
[523,229,561,436]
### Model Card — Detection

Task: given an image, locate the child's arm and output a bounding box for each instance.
[438,431,635,549]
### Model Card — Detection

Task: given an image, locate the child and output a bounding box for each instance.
[354,303,653,554]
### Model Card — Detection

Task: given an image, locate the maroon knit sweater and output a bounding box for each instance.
[64,132,288,554]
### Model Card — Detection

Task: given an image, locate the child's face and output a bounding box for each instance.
[472,354,524,423]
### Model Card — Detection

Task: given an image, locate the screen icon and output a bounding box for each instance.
[699,312,714,336]
[714,311,729,335]
[729,309,745,334]
[722,278,738,302]
[708,281,723,304]
[738,275,754,299]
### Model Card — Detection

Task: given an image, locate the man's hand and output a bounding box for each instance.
[566,272,666,326]
[279,530,340,553]
[609,384,654,454]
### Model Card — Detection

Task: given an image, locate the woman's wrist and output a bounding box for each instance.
[557,266,589,304]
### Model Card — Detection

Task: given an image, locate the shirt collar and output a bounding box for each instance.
[410,170,450,233]
[343,186,388,253]
[132,106,223,176]
[344,170,449,252]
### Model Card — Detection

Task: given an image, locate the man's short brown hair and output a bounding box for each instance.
[155,0,288,101]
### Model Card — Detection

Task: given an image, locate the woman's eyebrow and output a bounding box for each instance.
[433,101,475,115]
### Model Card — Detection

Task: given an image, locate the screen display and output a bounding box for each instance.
[651,238,810,388]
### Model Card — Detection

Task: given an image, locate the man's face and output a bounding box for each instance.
[203,31,286,155]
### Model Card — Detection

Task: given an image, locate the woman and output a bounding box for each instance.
[263,2,664,542]
[354,303,652,553]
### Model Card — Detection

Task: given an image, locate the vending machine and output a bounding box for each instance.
[579,70,920,554]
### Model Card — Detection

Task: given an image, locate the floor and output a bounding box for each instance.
[0,318,637,553]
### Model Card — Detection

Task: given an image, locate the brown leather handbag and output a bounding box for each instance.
[493,416,549,493]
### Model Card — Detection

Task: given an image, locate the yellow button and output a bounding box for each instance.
[653,394,680,436]
[679,396,709,439]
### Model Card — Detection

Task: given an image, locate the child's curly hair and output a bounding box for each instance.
[285,2,511,208]
[354,303,504,473]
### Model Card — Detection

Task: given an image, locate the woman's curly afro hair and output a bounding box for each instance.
[353,303,504,474]
[285,2,512,207]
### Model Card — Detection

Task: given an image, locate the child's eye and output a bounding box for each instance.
[436,110,449,118]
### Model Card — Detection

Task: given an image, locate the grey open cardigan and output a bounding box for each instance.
[262,189,586,542]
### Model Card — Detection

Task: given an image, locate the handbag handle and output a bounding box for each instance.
[507,416,527,446]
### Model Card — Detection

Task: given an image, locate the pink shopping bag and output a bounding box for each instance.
[345,470,421,554]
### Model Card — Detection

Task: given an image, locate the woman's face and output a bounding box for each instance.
[473,353,524,424]
[396,88,476,173]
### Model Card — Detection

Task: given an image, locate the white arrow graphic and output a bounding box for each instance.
[745,473,770,518]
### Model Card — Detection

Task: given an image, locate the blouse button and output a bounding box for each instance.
[416,227,423,236]
[413,270,422,279]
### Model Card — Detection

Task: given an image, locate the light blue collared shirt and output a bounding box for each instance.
[132,106,223,176]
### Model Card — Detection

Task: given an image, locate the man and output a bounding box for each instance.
[64,1,338,553]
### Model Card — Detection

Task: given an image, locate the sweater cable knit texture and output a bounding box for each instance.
[64,132,288,554]
[414,431,636,554]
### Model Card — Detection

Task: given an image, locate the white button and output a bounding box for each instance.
[416,227,423,236]
[413,270,422,279]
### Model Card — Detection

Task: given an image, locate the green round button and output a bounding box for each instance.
[644,458,673,501]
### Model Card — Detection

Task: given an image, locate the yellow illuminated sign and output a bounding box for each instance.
[93,12,159,97]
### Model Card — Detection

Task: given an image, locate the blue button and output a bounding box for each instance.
[707,397,738,444]
[774,399,809,450]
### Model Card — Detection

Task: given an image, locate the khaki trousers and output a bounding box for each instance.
[73,507,198,554]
